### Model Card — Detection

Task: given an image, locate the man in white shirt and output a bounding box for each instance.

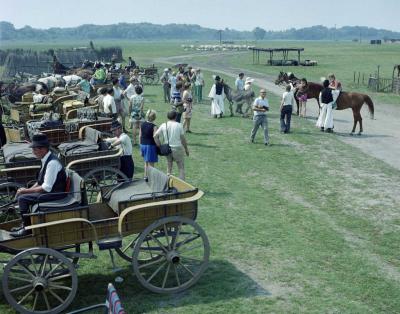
[154,111,189,180]
[11,134,67,237]
[250,89,270,145]
[103,88,117,118]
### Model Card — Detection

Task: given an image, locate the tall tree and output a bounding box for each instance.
[253,27,266,40]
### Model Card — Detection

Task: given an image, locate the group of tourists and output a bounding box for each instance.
[209,72,342,145]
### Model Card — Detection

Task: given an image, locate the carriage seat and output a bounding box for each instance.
[31,170,84,212]
[104,166,173,214]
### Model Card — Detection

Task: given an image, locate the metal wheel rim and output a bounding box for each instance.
[82,166,128,204]
[132,216,209,294]
[2,247,78,314]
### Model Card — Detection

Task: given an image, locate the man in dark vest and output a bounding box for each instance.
[10,133,66,237]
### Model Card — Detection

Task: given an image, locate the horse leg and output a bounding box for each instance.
[357,114,363,135]
[350,109,357,135]
[229,101,234,117]
[295,97,299,115]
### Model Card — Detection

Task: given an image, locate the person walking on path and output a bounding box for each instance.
[242,77,255,117]
[139,109,158,180]
[250,89,270,145]
[280,85,295,133]
[154,111,189,180]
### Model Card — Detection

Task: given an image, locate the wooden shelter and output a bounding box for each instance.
[249,47,305,66]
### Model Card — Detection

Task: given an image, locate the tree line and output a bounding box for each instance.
[1,21,399,41]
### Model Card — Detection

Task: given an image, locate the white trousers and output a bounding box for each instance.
[211,95,224,115]
[316,102,334,129]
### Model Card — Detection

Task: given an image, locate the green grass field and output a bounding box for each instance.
[0,41,400,313]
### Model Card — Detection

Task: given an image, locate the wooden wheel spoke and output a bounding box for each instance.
[149,233,169,254]
[162,263,171,288]
[179,262,195,277]
[10,284,32,294]
[138,257,166,269]
[146,261,167,283]
[48,273,72,282]
[174,264,181,286]
[172,222,183,250]
[8,275,33,283]
[16,262,35,279]
[163,224,171,250]
[17,287,35,305]
[32,292,39,311]
[176,234,201,250]
[48,288,65,304]
[48,283,73,291]
[29,255,39,276]
[121,235,139,254]
[179,256,203,264]
[44,261,63,279]
[42,291,51,310]
[178,243,203,254]
[40,254,49,277]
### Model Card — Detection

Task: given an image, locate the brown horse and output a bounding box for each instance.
[335,91,374,135]
[275,72,322,115]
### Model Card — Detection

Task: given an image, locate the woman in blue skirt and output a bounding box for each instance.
[139,109,159,179]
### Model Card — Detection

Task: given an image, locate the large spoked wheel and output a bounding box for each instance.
[2,247,78,314]
[132,216,210,293]
[0,182,23,222]
[143,75,154,85]
[82,166,128,204]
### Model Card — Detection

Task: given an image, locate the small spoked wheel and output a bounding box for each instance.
[0,182,23,222]
[2,247,78,314]
[82,166,128,204]
[132,216,210,293]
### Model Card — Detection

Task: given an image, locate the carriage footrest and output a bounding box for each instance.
[98,237,122,250]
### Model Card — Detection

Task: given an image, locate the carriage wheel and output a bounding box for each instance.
[2,247,78,314]
[83,167,128,204]
[0,182,23,222]
[132,216,210,293]
[153,73,160,84]
[143,76,154,85]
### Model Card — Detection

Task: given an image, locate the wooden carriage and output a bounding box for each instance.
[0,167,209,313]
[139,65,159,85]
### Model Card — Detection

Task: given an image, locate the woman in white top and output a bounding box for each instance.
[280,85,295,133]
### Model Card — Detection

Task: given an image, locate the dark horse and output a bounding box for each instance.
[1,81,48,103]
[275,71,322,115]
[222,82,255,117]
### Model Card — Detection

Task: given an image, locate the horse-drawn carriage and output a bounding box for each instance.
[138,65,159,85]
[0,167,209,313]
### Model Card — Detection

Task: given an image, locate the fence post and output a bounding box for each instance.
[353,71,356,83]
[377,65,380,92]
[357,72,360,85]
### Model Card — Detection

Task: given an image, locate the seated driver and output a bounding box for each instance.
[10,133,67,237]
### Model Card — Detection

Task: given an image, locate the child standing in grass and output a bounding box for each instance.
[182,83,193,133]
[297,78,308,117]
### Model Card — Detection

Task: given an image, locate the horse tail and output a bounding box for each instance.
[363,95,374,119]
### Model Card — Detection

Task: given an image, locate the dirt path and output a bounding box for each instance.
[156,52,400,171]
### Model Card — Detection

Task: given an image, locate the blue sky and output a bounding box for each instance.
[1,0,399,32]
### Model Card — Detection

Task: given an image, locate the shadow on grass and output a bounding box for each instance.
[189,132,217,136]
[335,132,392,138]
[189,142,217,148]
[64,259,270,313]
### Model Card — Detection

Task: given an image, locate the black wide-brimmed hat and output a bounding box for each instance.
[110,120,122,131]
[30,133,50,148]
[215,75,221,81]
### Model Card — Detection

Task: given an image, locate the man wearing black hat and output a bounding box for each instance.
[10,133,66,237]
[106,120,134,179]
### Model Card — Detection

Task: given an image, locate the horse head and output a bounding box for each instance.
[275,71,288,85]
